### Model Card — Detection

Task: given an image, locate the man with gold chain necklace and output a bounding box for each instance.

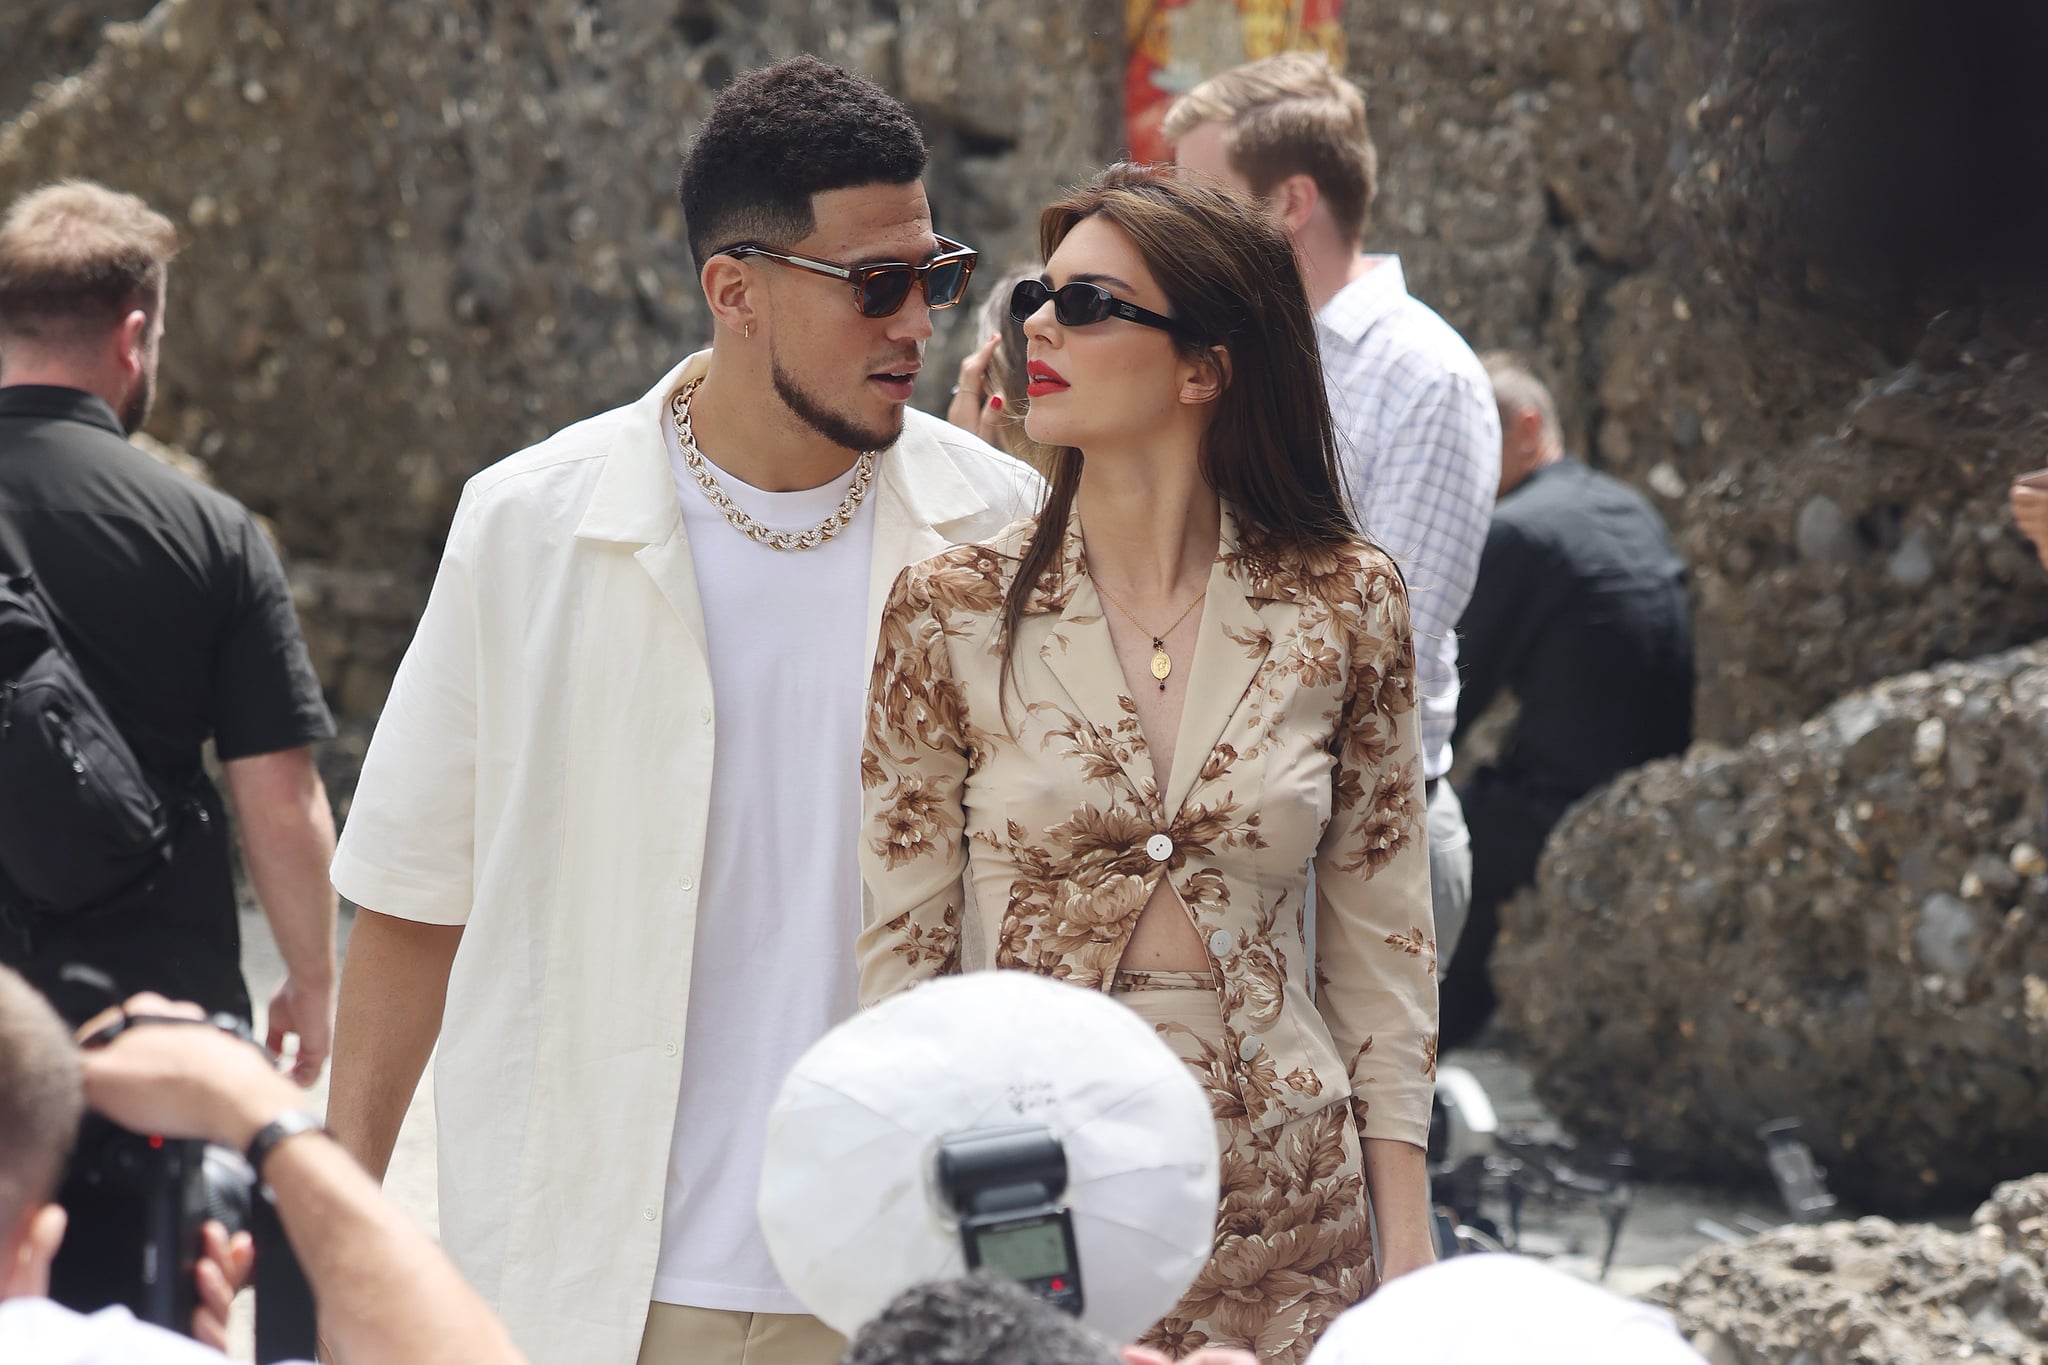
[322,57,1041,1365]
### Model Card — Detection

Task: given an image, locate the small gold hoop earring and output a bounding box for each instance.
[744,322,751,340]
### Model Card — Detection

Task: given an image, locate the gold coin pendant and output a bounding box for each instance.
[1150,647,1172,681]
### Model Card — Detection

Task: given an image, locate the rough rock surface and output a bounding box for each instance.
[1343,0,2048,741]
[0,1,158,122]
[0,0,1118,713]
[1663,1173,2048,1365]
[6,2,2048,738]
[1499,643,2048,1210]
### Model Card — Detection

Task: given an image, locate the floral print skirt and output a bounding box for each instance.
[1113,969,1376,1364]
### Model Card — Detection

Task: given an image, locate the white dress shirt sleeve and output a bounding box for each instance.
[1343,372,1499,778]
[330,489,480,925]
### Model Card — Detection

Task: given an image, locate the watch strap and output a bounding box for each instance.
[245,1108,329,1178]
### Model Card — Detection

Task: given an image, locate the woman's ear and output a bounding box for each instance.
[1179,344,1231,406]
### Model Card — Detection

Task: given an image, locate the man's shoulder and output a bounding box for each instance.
[0,1297,235,1363]
[6,416,261,535]
[1369,294,1491,396]
[1507,462,1657,530]
[1322,270,1488,399]
[899,408,1044,524]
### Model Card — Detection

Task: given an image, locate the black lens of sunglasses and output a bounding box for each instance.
[858,269,917,319]
[1010,280,1123,327]
[924,258,969,309]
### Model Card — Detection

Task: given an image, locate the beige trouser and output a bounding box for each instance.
[636,1302,846,1365]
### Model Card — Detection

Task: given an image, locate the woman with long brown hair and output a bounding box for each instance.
[857,163,1437,1359]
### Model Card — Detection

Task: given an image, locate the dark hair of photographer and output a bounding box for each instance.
[839,1274,1117,1365]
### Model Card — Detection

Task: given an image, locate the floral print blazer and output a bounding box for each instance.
[857,502,1438,1146]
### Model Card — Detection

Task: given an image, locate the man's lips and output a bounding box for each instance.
[869,364,920,399]
[1026,359,1068,398]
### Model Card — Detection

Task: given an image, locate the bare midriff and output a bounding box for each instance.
[1101,599,1211,974]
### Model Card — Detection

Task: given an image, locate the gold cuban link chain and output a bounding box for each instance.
[669,378,878,552]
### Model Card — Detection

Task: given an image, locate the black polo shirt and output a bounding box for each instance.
[0,385,334,1022]
[1454,458,1694,804]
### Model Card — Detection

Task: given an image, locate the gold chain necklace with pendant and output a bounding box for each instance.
[1086,564,1207,692]
[669,378,878,552]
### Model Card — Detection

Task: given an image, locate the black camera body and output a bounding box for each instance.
[935,1124,1084,1316]
[47,968,315,1363]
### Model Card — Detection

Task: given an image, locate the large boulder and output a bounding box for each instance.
[1664,1173,2048,1365]
[0,0,1119,713]
[1498,642,2048,1211]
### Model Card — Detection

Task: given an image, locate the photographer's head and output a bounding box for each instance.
[680,55,964,454]
[0,181,178,433]
[0,967,83,1299]
[841,1273,1117,1365]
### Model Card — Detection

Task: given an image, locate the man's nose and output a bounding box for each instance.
[886,293,935,343]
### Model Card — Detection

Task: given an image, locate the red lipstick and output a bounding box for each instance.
[1026,360,1068,398]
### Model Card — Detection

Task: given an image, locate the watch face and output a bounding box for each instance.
[971,1216,1074,1281]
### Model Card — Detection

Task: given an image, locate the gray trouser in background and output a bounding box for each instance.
[1428,779,1472,971]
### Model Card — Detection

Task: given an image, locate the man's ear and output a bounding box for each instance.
[1180,344,1232,406]
[1269,173,1321,235]
[0,1203,67,1300]
[114,308,150,379]
[700,255,758,340]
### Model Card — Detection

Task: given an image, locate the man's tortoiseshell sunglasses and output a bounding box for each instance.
[718,234,979,319]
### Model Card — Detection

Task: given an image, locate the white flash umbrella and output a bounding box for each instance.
[758,970,1219,1344]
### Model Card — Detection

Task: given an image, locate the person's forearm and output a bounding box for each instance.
[264,1135,523,1364]
[326,908,460,1181]
[1362,1136,1436,1277]
[228,750,340,991]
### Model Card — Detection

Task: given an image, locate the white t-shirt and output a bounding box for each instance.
[652,422,879,1312]
[0,1297,274,1364]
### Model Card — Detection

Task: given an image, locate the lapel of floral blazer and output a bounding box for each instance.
[1029,501,1274,822]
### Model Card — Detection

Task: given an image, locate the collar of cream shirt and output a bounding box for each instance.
[572,349,999,670]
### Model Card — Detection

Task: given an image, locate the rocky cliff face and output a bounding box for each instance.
[8,1,2043,736]
[1342,0,2048,741]
[0,0,1119,713]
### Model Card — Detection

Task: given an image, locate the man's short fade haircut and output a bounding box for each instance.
[677,55,928,271]
[0,179,178,347]
[1482,350,1563,452]
[1162,51,1378,247]
[840,1274,1118,1365]
[0,966,84,1236]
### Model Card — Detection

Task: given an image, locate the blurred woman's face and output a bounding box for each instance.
[1018,216,1194,456]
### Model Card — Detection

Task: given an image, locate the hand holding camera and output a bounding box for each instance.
[76,993,306,1154]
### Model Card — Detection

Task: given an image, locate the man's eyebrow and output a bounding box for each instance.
[847,237,945,268]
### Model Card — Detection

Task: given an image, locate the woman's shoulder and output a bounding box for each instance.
[895,519,1037,617]
[1232,532,1407,611]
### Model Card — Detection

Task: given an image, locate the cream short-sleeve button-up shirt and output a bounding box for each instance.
[330,351,1042,1365]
